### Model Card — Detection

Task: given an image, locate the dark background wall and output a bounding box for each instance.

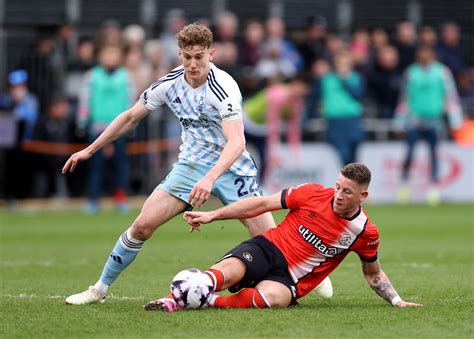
[1,0,473,87]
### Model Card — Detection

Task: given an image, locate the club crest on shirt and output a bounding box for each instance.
[197,96,204,113]
[243,252,253,262]
[339,232,352,246]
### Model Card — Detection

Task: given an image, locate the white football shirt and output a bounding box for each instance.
[140,63,257,176]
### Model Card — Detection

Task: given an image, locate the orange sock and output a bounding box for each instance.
[162,293,173,299]
[205,268,224,291]
[214,288,270,309]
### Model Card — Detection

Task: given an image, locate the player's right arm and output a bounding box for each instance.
[62,101,150,173]
[362,260,422,307]
[184,191,283,227]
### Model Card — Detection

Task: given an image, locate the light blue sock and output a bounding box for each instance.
[99,228,144,286]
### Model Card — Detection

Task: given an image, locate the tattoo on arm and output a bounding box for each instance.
[369,273,399,304]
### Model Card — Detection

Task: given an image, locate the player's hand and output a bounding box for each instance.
[189,176,214,208]
[62,149,93,174]
[394,300,423,307]
[184,211,215,227]
[184,214,201,233]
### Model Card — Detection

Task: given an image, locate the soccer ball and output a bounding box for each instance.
[170,268,214,309]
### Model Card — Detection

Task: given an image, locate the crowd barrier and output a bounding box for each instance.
[18,138,181,155]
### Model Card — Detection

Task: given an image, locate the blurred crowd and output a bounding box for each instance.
[1,9,473,204]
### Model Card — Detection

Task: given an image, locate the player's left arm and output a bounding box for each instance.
[362,260,422,307]
[209,118,246,175]
[188,119,245,208]
[189,71,246,209]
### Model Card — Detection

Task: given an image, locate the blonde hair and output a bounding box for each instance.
[176,23,213,50]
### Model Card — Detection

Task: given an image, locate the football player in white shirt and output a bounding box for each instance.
[62,23,281,305]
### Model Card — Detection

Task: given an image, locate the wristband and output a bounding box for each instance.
[391,296,402,306]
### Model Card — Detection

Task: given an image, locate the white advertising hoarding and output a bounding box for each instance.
[264,142,474,203]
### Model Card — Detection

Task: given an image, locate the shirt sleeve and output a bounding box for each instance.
[352,223,380,262]
[140,66,185,111]
[139,80,166,111]
[281,183,315,210]
[209,70,243,122]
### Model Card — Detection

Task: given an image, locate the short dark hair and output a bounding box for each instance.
[340,163,371,187]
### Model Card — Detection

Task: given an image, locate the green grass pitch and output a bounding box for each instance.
[1,204,473,338]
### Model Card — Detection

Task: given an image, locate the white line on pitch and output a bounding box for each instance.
[1,294,145,300]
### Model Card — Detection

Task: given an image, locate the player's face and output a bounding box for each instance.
[333,174,368,218]
[179,45,215,84]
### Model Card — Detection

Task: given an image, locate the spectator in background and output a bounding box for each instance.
[240,20,265,68]
[32,96,74,198]
[53,23,79,75]
[239,20,266,97]
[160,8,186,69]
[309,51,366,166]
[19,34,60,113]
[419,26,437,48]
[77,45,135,213]
[265,17,304,71]
[371,28,389,51]
[214,11,240,44]
[0,70,39,141]
[254,39,298,83]
[304,58,331,122]
[144,39,169,80]
[66,36,96,110]
[368,28,389,66]
[123,24,146,51]
[212,11,241,80]
[212,40,240,80]
[436,22,464,80]
[95,20,123,50]
[0,70,39,202]
[325,34,346,60]
[242,74,311,183]
[350,28,371,73]
[394,46,463,205]
[368,45,401,119]
[297,15,329,70]
[457,68,474,118]
[394,21,417,73]
[124,45,154,100]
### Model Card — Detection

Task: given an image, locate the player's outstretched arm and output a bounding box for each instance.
[62,101,150,173]
[362,260,422,307]
[184,191,283,229]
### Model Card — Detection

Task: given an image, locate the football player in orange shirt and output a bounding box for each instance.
[145,163,421,311]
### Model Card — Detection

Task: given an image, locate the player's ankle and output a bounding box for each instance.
[93,280,109,296]
[207,292,218,307]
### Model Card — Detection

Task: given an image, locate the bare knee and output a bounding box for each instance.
[256,281,292,308]
[130,215,158,240]
[261,289,290,308]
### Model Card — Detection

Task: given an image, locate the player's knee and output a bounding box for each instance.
[131,216,156,240]
[262,289,291,308]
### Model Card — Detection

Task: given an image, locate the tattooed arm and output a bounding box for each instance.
[362,260,422,307]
